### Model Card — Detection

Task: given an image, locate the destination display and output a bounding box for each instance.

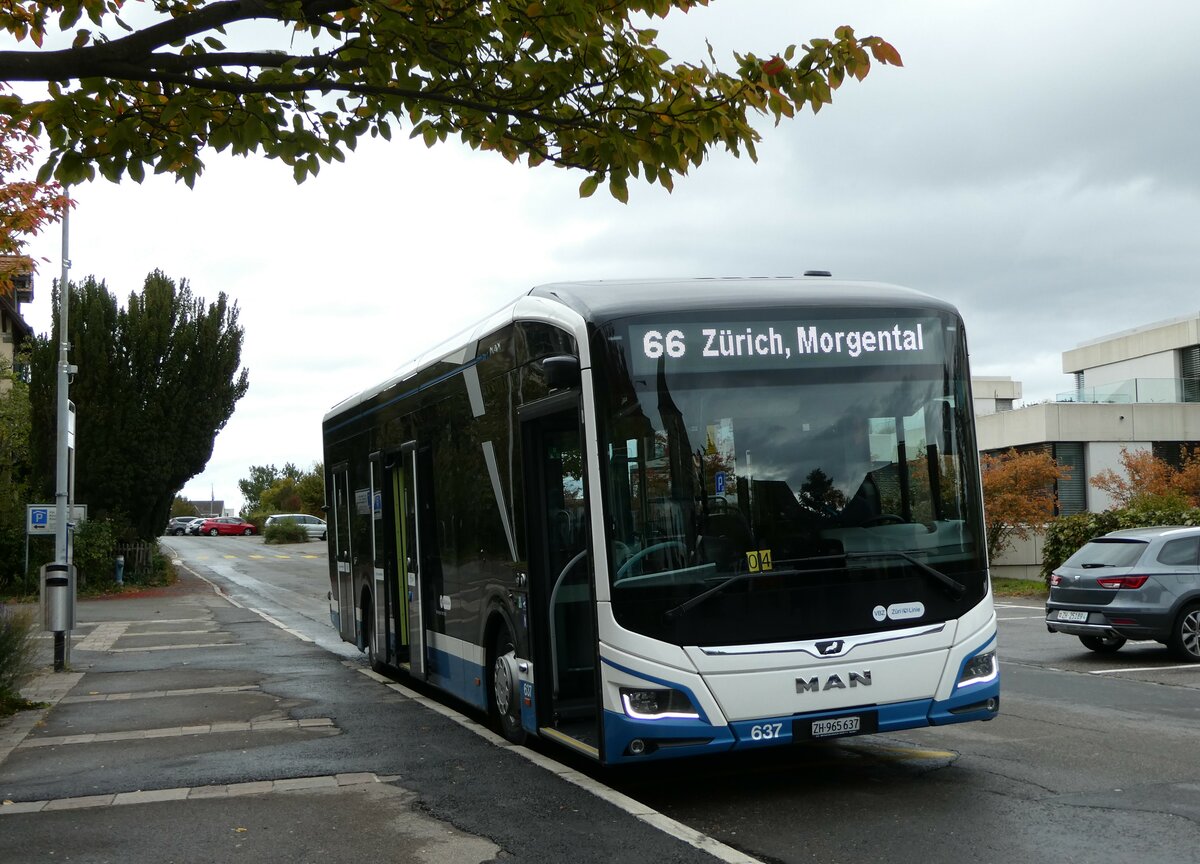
[627,317,944,375]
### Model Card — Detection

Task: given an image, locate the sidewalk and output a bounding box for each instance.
[1,570,753,864]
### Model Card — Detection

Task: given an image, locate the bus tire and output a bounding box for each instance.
[362,590,385,674]
[490,625,526,745]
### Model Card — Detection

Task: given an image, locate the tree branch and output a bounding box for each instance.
[0,0,358,80]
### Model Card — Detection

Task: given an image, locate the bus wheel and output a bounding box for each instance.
[490,626,526,745]
[362,594,384,673]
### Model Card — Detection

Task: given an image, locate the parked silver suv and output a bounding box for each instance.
[264,513,327,541]
[1046,525,1200,661]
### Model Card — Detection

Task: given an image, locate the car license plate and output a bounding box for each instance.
[794,711,877,741]
[1056,610,1088,622]
[812,716,859,737]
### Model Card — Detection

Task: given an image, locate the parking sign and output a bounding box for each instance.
[27,504,87,534]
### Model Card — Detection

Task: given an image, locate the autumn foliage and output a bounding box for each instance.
[981,449,1071,561]
[0,1,901,197]
[1090,446,1200,508]
[0,108,69,278]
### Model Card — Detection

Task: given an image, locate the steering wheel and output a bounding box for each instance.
[861,514,905,527]
[615,540,688,582]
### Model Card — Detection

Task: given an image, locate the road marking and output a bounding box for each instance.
[61,685,260,704]
[1089,663,1200,675]
[995,603,1044,610]
[0,772,382,815]
[75,622,130,652]
[250,608,315,643]
[109,642,245,653]
[17,717,336,749]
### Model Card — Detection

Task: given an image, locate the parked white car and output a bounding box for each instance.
[264,513,327,541]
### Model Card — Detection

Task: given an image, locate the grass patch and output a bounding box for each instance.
[0,692,47,718]
[991,576,1047,598]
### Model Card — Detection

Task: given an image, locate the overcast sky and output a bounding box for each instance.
[21,0,1200,512]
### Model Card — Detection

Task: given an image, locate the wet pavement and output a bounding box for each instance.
[1,570,751,864]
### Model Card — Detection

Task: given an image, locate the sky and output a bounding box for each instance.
[19,0,1200,512]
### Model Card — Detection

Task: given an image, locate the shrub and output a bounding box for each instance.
[72,519,117,588]
[0,606,40,714]
[263,519,307,545]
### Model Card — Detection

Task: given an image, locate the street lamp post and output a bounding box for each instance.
[52,194,75,672]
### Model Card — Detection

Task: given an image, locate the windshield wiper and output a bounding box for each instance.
[843,551,966,600]
[663,551,967,622]
[663,555,848,621]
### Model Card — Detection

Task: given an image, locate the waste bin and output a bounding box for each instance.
[41,562,76,632]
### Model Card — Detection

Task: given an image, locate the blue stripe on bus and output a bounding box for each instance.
[424,643,489,712]
[601,681,1001,764]
[599,656,712,725]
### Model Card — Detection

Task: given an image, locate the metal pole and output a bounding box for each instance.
[52,193,72,672]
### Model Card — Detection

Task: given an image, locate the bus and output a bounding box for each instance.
[322,277,999,764]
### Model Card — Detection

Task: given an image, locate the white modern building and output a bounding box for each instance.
[974,314,1200,578]
[972,376,1022,416]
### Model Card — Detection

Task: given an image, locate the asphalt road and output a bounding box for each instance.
[168,538,1200,864]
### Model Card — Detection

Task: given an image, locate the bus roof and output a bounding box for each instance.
[323,277,958,423]
[528,277,954,320]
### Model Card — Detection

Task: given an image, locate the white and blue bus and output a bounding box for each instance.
[322,277,999,764]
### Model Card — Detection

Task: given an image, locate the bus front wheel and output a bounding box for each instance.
[490,625,526,745]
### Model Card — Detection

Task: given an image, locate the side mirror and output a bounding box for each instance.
[542,354,581,391]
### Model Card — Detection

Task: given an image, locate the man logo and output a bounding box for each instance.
[816,640,844,656]
[796,671,872,693]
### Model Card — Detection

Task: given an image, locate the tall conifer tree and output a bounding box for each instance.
[30,271,249,539]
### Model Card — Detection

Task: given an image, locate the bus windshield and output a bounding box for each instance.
[595,310,987,647]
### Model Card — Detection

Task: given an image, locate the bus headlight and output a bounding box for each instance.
[620,687,699,720]
[956,649,998,688]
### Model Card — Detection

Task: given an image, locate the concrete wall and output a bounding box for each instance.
[991,530,1046,582]
[1086,441,1149,511]
[1063,314,1200,375]
[972,376,1022,416]
[976,402,1200,452]
[1081,350,1180,390]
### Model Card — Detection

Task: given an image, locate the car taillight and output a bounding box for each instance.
[1050,573,1063,586]
[1096,575,1149,589]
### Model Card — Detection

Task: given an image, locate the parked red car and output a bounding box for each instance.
[198,517,257,536]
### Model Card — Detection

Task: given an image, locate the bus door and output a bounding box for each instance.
[399,440,435,679]
[522,398,599,754]
[330,464,354,643]
[380,452,411,667]
[367,454,391,666]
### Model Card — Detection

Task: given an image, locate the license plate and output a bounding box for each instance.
[1056,610,1088,622]
[794,711,878,741]
[812,716,860,737]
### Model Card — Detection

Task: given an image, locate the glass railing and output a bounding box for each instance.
[1057,377,1200,404]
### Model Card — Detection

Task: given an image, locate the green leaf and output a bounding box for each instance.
[578,175,599,198]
